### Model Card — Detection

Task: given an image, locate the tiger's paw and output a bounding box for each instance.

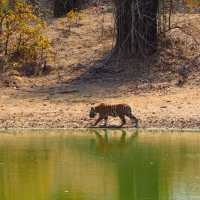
[135,123,139,128]
[99,125,107,127]
[88,123,96,128]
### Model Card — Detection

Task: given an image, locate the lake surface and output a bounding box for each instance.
[0,129,200,200]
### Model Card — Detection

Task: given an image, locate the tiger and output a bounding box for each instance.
[89,103,138,127]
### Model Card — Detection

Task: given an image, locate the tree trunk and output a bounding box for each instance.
[114,0,158,54]
[54,0,83,17]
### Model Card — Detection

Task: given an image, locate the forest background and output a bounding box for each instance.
[0,0,200,129]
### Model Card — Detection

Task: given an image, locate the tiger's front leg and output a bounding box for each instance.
[103,117,108,126]
[93,117,104,126]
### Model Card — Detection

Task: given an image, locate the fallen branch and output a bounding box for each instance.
[50,90,78,95]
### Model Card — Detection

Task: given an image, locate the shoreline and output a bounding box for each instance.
[0,127,199,132]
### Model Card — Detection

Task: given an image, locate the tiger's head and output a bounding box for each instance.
[90,107,97,118]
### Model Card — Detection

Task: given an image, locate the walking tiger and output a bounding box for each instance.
[89,103,138,127]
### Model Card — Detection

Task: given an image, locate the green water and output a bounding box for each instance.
[0,129,200,200]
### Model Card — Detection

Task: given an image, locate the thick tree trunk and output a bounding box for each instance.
[114,0,132,53]
[114,0,158,54]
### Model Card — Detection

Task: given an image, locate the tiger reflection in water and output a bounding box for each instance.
[90,130,138,154]
[89,103,138,127]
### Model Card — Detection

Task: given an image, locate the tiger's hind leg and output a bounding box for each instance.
[119,116,126,127]
[127,113,138,127]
